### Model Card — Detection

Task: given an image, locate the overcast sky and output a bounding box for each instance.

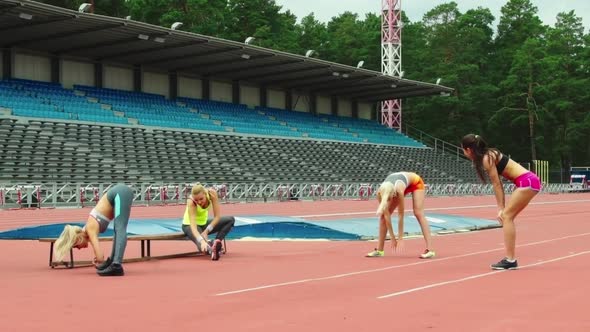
[274,0,590,30]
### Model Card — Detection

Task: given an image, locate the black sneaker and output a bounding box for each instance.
[491,258,518,270]
[97,263,125,276]
[211,239,222,261]
[95,257,112,271]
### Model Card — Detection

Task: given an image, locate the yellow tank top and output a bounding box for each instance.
[182,192,210,226]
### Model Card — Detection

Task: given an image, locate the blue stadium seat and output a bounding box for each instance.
[1,79,425,147]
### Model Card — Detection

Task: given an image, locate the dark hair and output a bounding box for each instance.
[461,134,501,183]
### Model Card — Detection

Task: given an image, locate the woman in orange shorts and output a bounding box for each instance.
[366,171,435,259]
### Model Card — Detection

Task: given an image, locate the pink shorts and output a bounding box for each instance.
[513,171,542,191]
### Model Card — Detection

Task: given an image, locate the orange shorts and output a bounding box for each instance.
[404,175,425,195]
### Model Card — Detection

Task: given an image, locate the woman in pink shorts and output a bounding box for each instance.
[461,134,541,270]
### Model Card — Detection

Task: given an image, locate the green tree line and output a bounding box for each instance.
[40,0,590,169]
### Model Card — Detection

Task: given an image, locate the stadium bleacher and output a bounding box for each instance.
[1,79,424,146]
[0,78,477,185]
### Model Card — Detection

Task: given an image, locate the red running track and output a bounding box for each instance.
[1,192,589,331]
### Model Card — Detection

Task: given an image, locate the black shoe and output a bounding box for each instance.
[491,258,518,270]
[211,239,222,261]
[97,263,125,276]
[95,257,112,271]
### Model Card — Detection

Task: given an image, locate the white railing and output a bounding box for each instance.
[0,182,576,209]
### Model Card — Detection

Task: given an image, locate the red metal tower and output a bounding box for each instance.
[381,0,402,131]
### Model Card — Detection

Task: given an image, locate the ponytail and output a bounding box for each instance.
[461,134,500,184]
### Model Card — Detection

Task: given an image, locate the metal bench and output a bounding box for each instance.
[39,233,227,268]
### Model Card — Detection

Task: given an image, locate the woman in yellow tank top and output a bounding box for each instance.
[182,183,235,261]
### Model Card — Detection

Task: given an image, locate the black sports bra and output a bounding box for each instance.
[496,154,509,174]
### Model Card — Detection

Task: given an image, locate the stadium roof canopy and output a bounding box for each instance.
[0,0,454,103]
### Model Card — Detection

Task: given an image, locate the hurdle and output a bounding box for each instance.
[34,185,55,209]
[145,185,151,205]
[161,186,168,205]
[172,185,181,204]
[310,184,324,200]
[35,186,42,209]
[144,185,168,206]
[327,184,344,199]
[16,186,22,208]
[213,184,229,203]
[277,185,290,202]
[162,185,186,205]
[183,184,191,201]
[80,186,101,208]
[359,183,373,200]
[14,185,42,209]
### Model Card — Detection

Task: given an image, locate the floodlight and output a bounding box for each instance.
[78,3,92,13]
[19,13,33,20]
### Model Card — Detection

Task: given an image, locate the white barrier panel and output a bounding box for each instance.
[0,182,575,208]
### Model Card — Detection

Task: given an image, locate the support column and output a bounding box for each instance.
[2,48,13,79]
[232,80,240,104]
[285,90,292,110]
[331,96,338,116]
[260,86,267,108]
[94,63,103,88]
[372,102,378,121]
[133,65,142,92]
[202,77,210,100]
[309,93,317,115]
[169,72,178,99]
[50,57,60,84]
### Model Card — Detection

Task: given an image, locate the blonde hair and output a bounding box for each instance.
[53,225,85,262]
[191,183,211,204]
[376,182,397,216]
[191,183,207,196]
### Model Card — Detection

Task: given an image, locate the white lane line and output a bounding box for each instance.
[377,250,590,299]
[291,199,590,218]
[215,231,590,296]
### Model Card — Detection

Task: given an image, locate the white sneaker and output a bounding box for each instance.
[420,249,436,259]
[366,249,384,257]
